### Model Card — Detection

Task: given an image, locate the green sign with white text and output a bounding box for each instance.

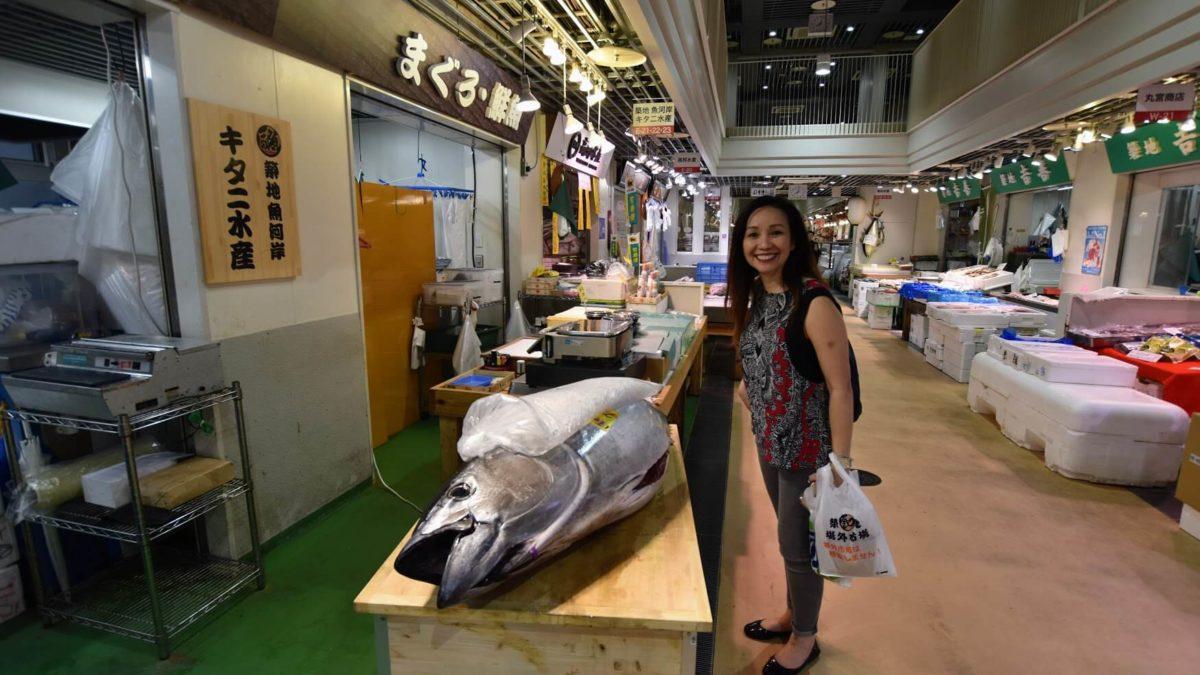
[1103,121,1200,173]
[992,157,1071,194]
[937,177,981,203]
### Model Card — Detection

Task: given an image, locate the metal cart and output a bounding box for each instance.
[1,382,264,659]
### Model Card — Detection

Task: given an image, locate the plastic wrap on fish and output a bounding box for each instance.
[457,377,660,460]
[396,387,670,608]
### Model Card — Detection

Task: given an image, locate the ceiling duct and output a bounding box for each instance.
[808,12,835,38]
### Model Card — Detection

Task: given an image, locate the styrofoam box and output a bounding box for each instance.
[986,336,1088,369]
[943,366,973,383]
[0,564,24,625]
[926,303,1049,328]
[443,268,504,303]
[938,323,997,345]
[1019,352,1138,387]
[968,351,1190,486]
[924,338,944,367]
[944,340,985,374]
[81,452,187,509]
[909,316,927,349]
[580,277,634,302]
[867,304,895,329]
[867,288,901,307]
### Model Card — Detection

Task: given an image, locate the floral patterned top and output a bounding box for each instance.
[739,281,834,472]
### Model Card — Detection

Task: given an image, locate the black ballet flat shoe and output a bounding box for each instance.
[743,619,791,642]
[763,641,821,674]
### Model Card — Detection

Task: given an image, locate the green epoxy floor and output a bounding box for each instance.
[0,398,699,673]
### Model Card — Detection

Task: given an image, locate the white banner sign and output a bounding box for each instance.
[1134,83,1196,123]
[750,186,773,197]
[631,102,675,136]
[673,152,701,173]
[544,113,615,178]
[787,184,807,199]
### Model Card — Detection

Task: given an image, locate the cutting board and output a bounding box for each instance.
[139,457,235,509]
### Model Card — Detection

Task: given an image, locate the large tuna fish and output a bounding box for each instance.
[394,395,670,608]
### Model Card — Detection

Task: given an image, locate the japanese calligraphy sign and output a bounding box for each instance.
[187,99,300,284]
[991,157,1070,194]
[544,113,615,178]
[673,152,701,173]
[631,102,675,136]
[1134,83,1196,124]
[228,0,534,145]
[937,177,981,203]
[1104,120,1200,173]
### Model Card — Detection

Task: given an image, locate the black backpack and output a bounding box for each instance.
[786,283,864,422]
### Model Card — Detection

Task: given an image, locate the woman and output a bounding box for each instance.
[728,196,857,674]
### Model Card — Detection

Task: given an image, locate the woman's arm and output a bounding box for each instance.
[805,296,854,461]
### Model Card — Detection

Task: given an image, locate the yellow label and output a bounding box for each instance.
[590,409,619,431]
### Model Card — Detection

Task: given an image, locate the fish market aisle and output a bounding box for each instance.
[714,313,1200,674]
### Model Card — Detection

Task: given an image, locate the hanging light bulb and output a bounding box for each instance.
[568,65,583,83]
[542,36,559,58]
[563,104,583,134]
[515,81,540,112]
[1078,127,1097,144]
[1120,115,1136,134]
[586,89,606,106]
[815,53,832,76]
[973,167,984,179]
[1181,117,1197,132]
[910,186,919,194]
[1044,145,1059,162]
[1031,157,1042,166]
[993,154,1004,169]
[579,76,594,92]
[674,175,686,186]
[1021,143,1034,157]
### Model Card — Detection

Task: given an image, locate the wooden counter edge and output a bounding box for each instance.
[353,425,713,634]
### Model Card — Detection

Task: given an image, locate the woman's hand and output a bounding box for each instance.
[736,380,749,408]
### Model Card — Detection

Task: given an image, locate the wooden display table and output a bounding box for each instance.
[430,317,707,479]
[354,426,711,674]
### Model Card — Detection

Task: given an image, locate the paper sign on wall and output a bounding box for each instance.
[750,186,773,197]
[1134,83,1196,123]
[1081,225,1107,275]
[544,113,615,178]
[787,184,807,199]
[187,98,301,285]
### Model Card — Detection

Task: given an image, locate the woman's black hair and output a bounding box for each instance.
[726,195,822,343]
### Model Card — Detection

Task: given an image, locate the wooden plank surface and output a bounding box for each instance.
[355,425,712,633]
[382,619,690,674]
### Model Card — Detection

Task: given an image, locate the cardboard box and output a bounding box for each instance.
[1181,504,1200,541]
[1175,414,1200,510]
[81,452,187,509]
[139,457,235,510]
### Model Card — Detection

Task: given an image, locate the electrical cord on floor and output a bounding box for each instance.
[371,449,424,514]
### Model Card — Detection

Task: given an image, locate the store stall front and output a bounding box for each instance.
[937,176,983,271]
[990,155,1073,311]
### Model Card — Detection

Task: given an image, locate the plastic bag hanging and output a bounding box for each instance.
[505,299,531,342]
[452,305,483,374]
[810,456,897,579]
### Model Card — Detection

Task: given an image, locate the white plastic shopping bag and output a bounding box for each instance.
[452,307,483,373]
[810,456,897,578]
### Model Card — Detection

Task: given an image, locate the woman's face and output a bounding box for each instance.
[743,206,794,278]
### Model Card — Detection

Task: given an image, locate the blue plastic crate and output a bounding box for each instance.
[694,262,728,284]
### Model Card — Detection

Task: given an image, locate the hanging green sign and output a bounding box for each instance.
[937,177,981,203]
[991,156,1071,194]
[1103,121,1200,173]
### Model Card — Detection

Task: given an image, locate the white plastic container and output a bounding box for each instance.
[580,277,633,302]
[443,268,504,303]
[909,315,927,349]
[867,304,895,329]
[924,338,944,368]
[81,452,187,509]
[0,564,24,625]
[1019,352,1138,387]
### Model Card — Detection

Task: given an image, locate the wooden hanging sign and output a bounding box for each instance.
[187,98,301,285]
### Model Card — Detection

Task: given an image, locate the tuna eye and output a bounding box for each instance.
[448,483,474,500]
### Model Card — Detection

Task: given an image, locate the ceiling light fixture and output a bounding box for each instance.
[973,168,984,179]
[1078,127,1097,144]
[819,82,826,88]
[579,76,593,92]
[916,28,925,35]
[1182,117,1198,132]
[514,15,539,113]
[765,64,772,70]
[563,104,583,134]
[768,29,778,37]
[1120,116,1136,134]
[1022,144,1034,157]
[846,25,855,32]
[815,53,832,76]
[568,66,583,83]
[1044,145,1059,162]
[762,85,769,90]
[993,155,1004,168]
[1157,117,1171,124]
[586,89,606,106]
[1031,157,1042,166]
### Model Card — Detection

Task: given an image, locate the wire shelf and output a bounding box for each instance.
[27,479,250,544]
[41,550,261,643]
[2,387,239,433]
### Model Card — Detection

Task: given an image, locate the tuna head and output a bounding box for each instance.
[394,448,580,608]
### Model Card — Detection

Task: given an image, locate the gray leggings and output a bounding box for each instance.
[758,457,824,636]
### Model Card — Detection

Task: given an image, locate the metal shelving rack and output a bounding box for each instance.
[1,382,264,659]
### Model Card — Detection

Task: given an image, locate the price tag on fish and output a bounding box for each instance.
[590,409,619,431]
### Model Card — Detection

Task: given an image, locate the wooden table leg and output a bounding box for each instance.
[438,416,463,480]
[687,343,704,396]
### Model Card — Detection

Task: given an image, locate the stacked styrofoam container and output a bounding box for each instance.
[866,287,900,330]
[852,280,879,318]
[968,336,1187,487]
[909,313,928,350]
[923,302,1049,382]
